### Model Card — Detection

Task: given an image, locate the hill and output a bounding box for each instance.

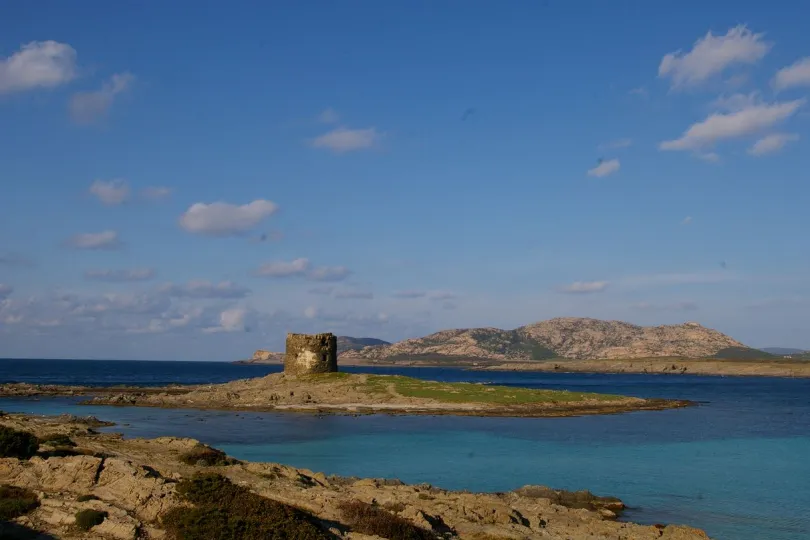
[339,317,758,362]
[336,336,391,354]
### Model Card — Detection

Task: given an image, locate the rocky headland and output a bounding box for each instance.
[339,318,755,363]
[0,412,710,539]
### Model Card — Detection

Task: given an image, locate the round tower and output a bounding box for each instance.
[284,332,338,375]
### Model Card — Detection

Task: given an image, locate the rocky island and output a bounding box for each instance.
[336,318,810,377]
[0,333,690,418]
[0,412,711,540]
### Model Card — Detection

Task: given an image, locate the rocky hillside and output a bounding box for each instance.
[340,317,753,361]
[337,336,391,353]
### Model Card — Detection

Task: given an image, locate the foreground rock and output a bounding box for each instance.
[1,373,692,417]
[0,412,711,540]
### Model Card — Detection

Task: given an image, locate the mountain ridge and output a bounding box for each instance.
[339,317,756,362]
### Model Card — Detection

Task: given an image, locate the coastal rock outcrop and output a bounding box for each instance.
[0,413,711,540]
[250,349,284,363]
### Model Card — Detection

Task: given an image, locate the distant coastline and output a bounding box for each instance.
[235,353,810,378]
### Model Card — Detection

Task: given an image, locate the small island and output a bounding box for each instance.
[0,333,691,418]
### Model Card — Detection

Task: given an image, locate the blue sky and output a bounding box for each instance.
[1,1,809,360]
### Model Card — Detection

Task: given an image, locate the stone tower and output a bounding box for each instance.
[284,332,338,375]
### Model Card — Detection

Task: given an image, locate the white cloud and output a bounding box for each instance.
[772,57,810,91]
[560,281,609,294]
[587,158,620,177]
[203,308,249,333]
[710,92,760,112]
[334,290,374,299]
[84,268,155,282]
[67,230,121,250]
[69,72,134,124]
[70,292,171,317]
[303,306,319,319]
[318,108,340,123]
[89,179,130,205]
[429,291,457,301]
[0,41,77,94]
[682,216,693,225]
[141,186,172,201]
[311,127,382,153]
[748,133,799,156]
[660,99,804,151]
[308,265,352,282]
[658,25,771,90]
[598,138,633,151]
[160,280,250,299]
[256,258,310,278]
[0,284,12,300]
[179,199,278,236]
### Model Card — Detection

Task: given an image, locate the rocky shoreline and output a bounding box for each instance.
[0,412,710,539]
[478,358,810,378]
[0,372,693,418]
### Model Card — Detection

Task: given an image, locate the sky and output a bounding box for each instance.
[1,1,809,361]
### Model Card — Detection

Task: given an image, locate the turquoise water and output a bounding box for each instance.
[1,360,808,539]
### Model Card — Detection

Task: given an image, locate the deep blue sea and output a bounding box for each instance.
[1,359,808,540]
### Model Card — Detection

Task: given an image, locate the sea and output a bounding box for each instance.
[0,359,808,540]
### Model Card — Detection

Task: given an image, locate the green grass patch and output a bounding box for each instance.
[162,473,329,540]
[363,375,623,404]
[0,485,39,520]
